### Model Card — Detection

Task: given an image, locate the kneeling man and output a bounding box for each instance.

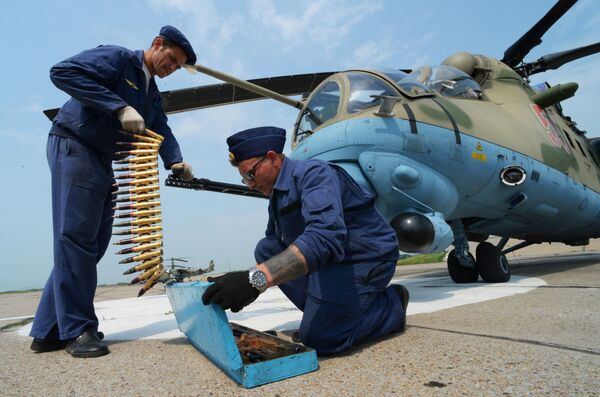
[203,126,409,355]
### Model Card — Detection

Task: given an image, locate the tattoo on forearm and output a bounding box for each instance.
[263,245,307,285]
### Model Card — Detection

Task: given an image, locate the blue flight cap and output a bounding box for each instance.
[159,25,197,65]
[227,126,286,162]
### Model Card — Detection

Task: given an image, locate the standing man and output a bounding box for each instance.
[202,127,410,355]
[30,26,196,358]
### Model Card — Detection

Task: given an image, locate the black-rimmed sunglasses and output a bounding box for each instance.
[241,156,267,185]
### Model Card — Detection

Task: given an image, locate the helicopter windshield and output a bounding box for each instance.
[409,65,482,99]
[346,72,397,113]
[296,81,341,142]
[381,69,431,97]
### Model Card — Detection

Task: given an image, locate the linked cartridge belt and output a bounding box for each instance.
[112,128,165,296]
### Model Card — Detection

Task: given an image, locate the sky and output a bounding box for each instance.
[0,0,598,292]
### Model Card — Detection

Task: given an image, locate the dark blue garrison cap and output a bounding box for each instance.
[227,126,286,162]
[159,25,196,65]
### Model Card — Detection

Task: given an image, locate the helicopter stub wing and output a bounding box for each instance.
[43,72,336,121]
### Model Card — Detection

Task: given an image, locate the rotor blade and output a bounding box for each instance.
[502,0,578,68]
[43,72,336,121]
[517,42,600,76]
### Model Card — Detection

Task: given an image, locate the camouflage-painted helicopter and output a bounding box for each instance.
[45,0,600,284]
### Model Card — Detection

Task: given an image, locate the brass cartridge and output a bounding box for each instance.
[122,257,162,275]
[119,249,162,264]
[114,169,159,180]
[113,162,158,172]
[114,233,163,246]
[115,241,162,255]
[113,217,162,228]
[112,225,163,236]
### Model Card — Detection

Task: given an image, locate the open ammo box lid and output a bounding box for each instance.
[166,281,318,388]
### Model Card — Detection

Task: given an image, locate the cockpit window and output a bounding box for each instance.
[381,69,431,97]
[346,72,397,114]
[409,65,482,99]
[296,81,340,142]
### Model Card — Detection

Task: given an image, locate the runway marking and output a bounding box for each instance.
[411,325,600,356]
[0,315,33,322]
[18,275,545,340]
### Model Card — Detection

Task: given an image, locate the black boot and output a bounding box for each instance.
[392,284,410,332]
[66,328,109,358]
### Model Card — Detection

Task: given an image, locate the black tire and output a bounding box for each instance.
[475,242,511,283]
[447,250,479,283]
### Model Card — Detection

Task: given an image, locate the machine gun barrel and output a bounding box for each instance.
[165,175,267,199]
[185,64,303,110]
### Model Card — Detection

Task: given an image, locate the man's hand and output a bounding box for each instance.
[202,271,260,312]
[170,162,193,181]
[117,106,145,134]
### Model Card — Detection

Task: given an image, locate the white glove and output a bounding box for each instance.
[171,162,193,181]
[117,106,145,134]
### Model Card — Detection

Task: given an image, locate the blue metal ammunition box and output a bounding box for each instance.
[166,281,319,388]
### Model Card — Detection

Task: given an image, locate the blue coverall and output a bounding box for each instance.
[30,46,183,340]
[254,158,404,355]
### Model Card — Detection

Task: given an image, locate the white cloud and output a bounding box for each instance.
[351,40,392,68]
[247,0,383,52]
[147,0,244,62]
[347,29,438,71]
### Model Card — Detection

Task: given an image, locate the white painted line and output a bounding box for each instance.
[0,315,34,322]
[18,275,546,340]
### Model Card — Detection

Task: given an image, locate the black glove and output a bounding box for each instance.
[202,271,260,312]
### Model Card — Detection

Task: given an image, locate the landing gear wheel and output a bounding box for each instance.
[447,250,478,283]
[475,242,511,283]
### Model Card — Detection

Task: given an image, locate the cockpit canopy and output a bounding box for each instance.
[409,65,482,99]
[293,66,482,144]
[295,70,432,143]
[296,80,341,140]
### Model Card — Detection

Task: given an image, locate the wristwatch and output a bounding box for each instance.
[248,267,268,293]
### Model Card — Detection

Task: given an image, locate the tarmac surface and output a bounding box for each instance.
[1,247,599,396]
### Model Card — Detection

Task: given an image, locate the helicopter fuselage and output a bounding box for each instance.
[290,55,600,251]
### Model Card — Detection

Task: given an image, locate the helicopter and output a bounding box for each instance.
[160,257,215,283]
[44,0,600,285]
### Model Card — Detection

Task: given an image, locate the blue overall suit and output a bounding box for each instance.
[30,45,183,341]
[254,158,404,355]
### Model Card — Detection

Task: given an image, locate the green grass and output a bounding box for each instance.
[397,251,445,266]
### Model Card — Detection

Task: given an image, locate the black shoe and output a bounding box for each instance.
[31,330,104,353]
[30,338,69,353]
[66,328,109,358]
[392,284,410,332]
